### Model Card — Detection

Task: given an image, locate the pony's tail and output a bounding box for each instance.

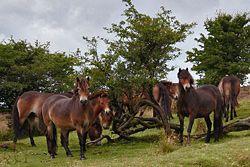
[38,111,47,135]
[216,97,224,137]
[231,82,239,108]
[12,96,20,143]
[158,82,171,120]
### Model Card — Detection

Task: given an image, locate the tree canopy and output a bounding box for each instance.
[0,38,80,109]
[82,0,194,136]
[187,13,250,85]
[83,0,194,100]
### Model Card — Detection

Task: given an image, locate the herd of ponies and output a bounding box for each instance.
[12,68,240,160]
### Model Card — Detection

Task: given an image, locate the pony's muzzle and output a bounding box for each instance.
[80,98,88,104]
[102,123,109,129]
[183,83,190,91]
[104,108,110,113]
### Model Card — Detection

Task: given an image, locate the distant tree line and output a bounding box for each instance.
[0,38,81,109]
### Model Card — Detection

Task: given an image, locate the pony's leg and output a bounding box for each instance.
[204,116,212,143]
[46,126,53,158]
[27,118,37,147]
[28,124,36,147]
[225,103,230,122]
[233,107,237,117]
[77,129,86,160]
[230,104,233,120]
[61,130,73,157]
[82,131,88,152]
[187,114,195,144]
[178,113,184,144]
[46,123,57,159]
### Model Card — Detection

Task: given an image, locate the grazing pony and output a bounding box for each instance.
[218,75,240,122]
[12,90,78,147]
[88,110,113,143]
[177,68,223,144]
[42,89,111,160]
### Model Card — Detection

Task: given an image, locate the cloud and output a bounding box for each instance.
[0,0,249,81]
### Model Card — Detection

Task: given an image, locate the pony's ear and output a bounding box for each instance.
[186,68,188,71]
[86,76,90,81]
[76,77,80,83]
[179,68,181,72]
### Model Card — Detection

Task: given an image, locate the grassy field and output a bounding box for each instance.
[0,100,250,167]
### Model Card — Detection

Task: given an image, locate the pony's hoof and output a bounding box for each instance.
[50,154,55,159]
[67,153,73,157]
[80,156,86,160]
[205,138,210,143]
[31,144,36,147]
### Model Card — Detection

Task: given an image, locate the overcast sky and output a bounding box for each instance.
[0,0,249,82]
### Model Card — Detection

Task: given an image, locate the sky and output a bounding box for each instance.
[0,0,249,83]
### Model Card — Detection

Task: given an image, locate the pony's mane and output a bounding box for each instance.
[157,82,171,119]
[160,80,173,86]
[89,90,108,100]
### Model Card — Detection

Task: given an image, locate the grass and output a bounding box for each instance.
[0,100,250,167]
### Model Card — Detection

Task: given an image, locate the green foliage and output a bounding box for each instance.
[187,13,250,85]
[0,38,80,109]
[83,0,194,100]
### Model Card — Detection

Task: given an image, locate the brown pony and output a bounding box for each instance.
[88,110,113,144]
[42,88,111,160]
[218,75,240,122]
[12,77,89,147]
[152,81,179,119]
[160,81,179,100]
[177,68,223,144]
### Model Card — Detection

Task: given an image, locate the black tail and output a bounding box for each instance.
[12,96,20,143]
[230,81,238,108]
[215,95,224,138]
[38,111,47,135]
[158,82,171,120]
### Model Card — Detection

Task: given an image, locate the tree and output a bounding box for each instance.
[0,38,80,109]
[83,0,194,136]
[187,13,250,85]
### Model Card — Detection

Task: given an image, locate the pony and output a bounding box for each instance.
[88,110,113,144]
[12,77,89,147]
[41,89,111,160]
[218,75,240,122]
[177,68,223,144]
[152,81,179,119]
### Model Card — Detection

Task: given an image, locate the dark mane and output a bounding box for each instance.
[89,90,108,100]
[157,82,171,119]
[160,80,173,86]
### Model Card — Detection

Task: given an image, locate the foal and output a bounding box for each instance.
[177,68,223,144]
[42,89,111,160]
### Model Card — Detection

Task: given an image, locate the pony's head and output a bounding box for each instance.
[75,77,90,104]
[163,81,180,99]
[177,68,194,91]
[99,110,113,129]
[98,92,111,114]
